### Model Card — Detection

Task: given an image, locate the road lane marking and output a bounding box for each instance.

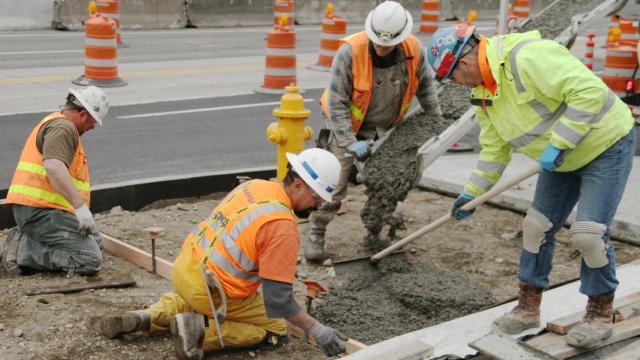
[118,99,315,119]
[0,60,319,85]
[0,50,83,55]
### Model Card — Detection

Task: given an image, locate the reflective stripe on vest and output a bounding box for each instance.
[185,180,295,297]
[506,41,618,149]
[320,32,421,134]
[6,112,90,212]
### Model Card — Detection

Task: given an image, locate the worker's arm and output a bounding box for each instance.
[517,40,611,150]
[463,108,512,198]
[326,43,358,148]
[44,158,85,209]
[415,47,443,118]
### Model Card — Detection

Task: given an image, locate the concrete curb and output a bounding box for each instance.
[0,166,276,230]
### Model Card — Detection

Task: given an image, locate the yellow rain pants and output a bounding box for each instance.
[146,249,288,350]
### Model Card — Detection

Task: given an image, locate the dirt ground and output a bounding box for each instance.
[2,184,640,360]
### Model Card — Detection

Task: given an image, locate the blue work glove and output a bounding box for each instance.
[539,144,562,172]
[451,193,476,220]
[346,140,371,161]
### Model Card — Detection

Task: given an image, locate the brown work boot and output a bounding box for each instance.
[0,228,23,275]
[99,310,150,339]
[305,232,326,261]
[170,312,205,360]
[492,281,542,334]
[566,292,614,349]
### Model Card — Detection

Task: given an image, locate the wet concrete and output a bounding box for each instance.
[360,83,470,245]
[316,256,495,343]
[519,0,603,40]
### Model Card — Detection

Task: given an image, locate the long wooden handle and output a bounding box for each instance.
[371,164,539,262]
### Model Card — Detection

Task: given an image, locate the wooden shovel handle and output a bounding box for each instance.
[371,164,539,262]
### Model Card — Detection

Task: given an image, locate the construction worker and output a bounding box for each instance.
[99,148,347,359]
[308,0,442,260]
[427,24,636,349]
[0,86,110,276]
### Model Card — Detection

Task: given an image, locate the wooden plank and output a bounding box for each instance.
[100,232,367,355]
[602,338,640,360]
[25,278,136,296]
[546,292,640,334]
[101,232,174,280]
[469,332,556,360]
[363,338,433,360]
[528,316,640,359]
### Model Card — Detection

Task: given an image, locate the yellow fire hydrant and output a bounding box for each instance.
[266,84,313,180]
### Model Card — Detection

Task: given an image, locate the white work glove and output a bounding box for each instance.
[74,205,95,236]
[308,322,347,357]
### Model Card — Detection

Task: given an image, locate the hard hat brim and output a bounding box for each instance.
[286,152,333,203]
[365,9,413,47]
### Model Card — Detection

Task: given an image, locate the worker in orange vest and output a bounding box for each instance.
[1,86,110,276]
[309,0,443,260]
[99,148,348,359]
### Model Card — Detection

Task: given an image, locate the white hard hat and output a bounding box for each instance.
[365,1,413,47]
[286,148,341,203]
[67,86,109,125]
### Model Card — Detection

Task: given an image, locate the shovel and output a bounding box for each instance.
[334,164,540,274]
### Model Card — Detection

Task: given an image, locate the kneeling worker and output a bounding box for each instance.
[99,148,347,359]
[1,86,109,276]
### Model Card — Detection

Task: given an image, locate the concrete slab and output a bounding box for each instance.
[343,259,640,359]
[0,1,52,31]
[416,153,640,244]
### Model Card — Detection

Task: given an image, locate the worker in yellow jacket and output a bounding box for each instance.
[1,86,110,276]
[308,0,442,260]
[99,148,347,359]
[427,24,636,349]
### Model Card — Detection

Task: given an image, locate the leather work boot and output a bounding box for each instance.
[304,232,326,261]
[566,292,614,349]
[170,312,205,360]
[0,228,22,275]
[99,310,150,339]
[492,281,542,334]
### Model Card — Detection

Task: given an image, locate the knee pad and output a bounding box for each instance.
[522,207,553,254]
[570,221,608,268]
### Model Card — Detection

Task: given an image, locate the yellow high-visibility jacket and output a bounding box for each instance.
[465,31,634,197]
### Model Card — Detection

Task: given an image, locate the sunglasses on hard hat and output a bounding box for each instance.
[371,15,408,42]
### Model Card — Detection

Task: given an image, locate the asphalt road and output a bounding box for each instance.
[0,89,328,190]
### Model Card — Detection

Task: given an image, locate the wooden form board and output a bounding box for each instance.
[527,316,640,359]
[469,332,556,360]
[546,292,640,334]
[100,232,367,355]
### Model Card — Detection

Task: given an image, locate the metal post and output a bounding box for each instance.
[151,238,156,274]
[497,0,509,35]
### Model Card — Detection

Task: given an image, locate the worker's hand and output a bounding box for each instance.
[346,140,371,161]
[538,144,562,172]
[74,205,95,236]
[308,322,347,357]
[451,193,475,220]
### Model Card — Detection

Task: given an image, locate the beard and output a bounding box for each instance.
[294,207,316,219]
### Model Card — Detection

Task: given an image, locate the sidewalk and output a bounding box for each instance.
[417,153,640,244]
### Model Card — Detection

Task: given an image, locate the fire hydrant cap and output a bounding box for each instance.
[273,84,311,118]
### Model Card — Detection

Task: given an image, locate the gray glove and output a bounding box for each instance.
[74,205,95,236]
[308,322,347,357]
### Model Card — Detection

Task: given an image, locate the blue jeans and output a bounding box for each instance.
[519,127,636,296]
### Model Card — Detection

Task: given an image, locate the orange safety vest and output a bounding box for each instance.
[320,31,422,134]
[6,112,90,213]
[181,179,296,299]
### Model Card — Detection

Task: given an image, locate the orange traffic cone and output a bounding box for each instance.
[309,3,347,72]
[254,15,299,94]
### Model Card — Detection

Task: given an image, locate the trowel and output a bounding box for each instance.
[333,164,540,276]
